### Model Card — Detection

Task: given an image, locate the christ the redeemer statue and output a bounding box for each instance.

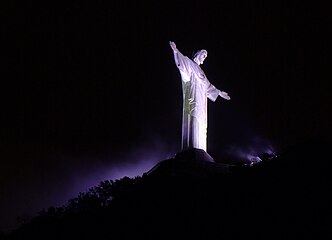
[170,41,230,152]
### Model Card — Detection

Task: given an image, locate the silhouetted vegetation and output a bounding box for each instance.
[2,176,141,240]
[2,141,331,239]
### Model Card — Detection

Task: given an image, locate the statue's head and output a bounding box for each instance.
[193,49,208,65]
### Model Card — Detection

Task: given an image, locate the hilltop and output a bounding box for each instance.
[3,140,331,239]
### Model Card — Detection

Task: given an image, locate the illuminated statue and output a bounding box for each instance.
[170,41,230,152]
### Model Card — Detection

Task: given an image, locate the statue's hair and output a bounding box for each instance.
[192,49,208,60]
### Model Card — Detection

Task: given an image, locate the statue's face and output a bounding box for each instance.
[194,50,208,65]
[199,51,207,64]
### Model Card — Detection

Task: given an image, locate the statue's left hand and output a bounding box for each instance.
[220,91,231,100]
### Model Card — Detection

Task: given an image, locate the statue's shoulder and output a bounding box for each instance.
[179,55,195,69]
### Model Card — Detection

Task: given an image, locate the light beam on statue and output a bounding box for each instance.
[169,41,230,156]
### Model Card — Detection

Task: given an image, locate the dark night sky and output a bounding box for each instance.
[1,0,330,232]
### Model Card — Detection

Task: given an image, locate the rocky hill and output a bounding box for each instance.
[3,140,331,239]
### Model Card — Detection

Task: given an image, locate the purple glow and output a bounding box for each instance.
[67,142,176,199]
[2,140,177,232]
[225,136,276,163]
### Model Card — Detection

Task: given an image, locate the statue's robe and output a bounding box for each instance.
[175,52,220,151]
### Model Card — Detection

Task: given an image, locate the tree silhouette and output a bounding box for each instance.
[3,141,332,239]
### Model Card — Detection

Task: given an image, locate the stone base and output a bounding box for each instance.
[143,149,231,178]
[175,148,215,162]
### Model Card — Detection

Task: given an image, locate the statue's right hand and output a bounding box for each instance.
[169,41,177,51]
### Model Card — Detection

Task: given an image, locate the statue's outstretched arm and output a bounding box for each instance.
[169,41,184,67]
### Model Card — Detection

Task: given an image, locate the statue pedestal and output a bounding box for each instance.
[143,148,231,178]
[175,148,215,163]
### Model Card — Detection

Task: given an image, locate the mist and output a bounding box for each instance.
[0,139,177,232]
